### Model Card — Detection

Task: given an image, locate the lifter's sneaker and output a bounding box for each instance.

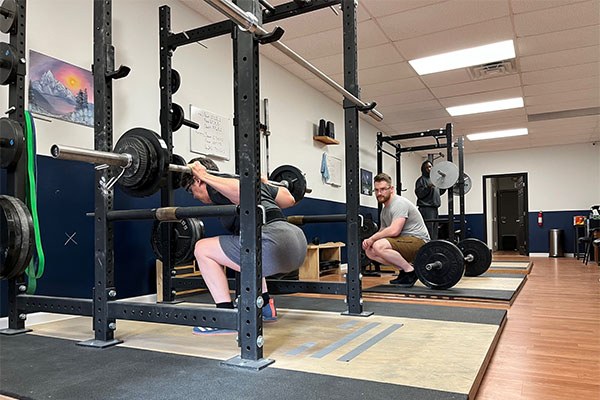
[262,298,278,322]
[389,270,418,288]
[388,270,405,284]
[192,326,237,336]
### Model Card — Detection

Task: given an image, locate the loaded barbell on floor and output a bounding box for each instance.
[413,238,492,289]
[50,127,311,202]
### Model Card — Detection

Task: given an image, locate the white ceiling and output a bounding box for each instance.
[181,0,600,154]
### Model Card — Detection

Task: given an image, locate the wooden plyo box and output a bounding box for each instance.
[299,242,345,280]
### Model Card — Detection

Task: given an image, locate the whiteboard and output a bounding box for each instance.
[325,154,342,187]
[189,105,232,160]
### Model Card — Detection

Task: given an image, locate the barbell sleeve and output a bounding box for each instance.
[51,144,132,168]
[425,261,443,271]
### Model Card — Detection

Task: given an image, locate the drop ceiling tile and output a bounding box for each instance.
[526,88,599,106]
[419,69,473,88]
[519,45,599,72]
[517,25,600,57]
[359,62,415,85]
[523,76,599,96]
[375,89,436,108]
[521,62,600,85]
[377,0,508,41]
[525,98,600,114]
[439,87,524,108]
[430,75,521,99]
[393,17,514,60]
[513,0,599,37]
[361,77,426,98]
[361,0,446,18]
[511,0,588,14]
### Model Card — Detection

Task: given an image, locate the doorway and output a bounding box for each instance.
[483,173,529,256]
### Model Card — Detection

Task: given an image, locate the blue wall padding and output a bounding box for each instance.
[528,210,589,253]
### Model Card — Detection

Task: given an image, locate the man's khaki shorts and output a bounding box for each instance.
[385,235,426,263]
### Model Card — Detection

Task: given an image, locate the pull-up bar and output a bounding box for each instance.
[204,0,384,122]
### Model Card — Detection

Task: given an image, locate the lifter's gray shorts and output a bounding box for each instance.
[219,221,307,277]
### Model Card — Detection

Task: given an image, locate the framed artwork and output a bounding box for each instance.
[361,168,373,195]
[28,50,94,127]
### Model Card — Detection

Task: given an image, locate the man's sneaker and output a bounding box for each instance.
[192,326,237,336]
[389,270,405,284]
[389,270,418,288]
[262,298,277,322]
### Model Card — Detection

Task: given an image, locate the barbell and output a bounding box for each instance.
[50,127,311,202]
[413,238,492,289]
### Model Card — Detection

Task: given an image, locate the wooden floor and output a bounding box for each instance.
[354,255,599,400]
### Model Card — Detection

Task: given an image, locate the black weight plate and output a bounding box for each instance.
[0,42,18,85]
[269,165,306,203]
[0,0,16,33]
[171,103,184,132]
[151,218,204,265]
[453,173,472,196]
[171,69,181,94]
[114,135,150,189]
[116,128,169,197]
[0,117,24,169]
[414,240,464,290]
[459,238,492,277]
[360,218,378,240]
[0,195,34,279]
[171,154,186,190]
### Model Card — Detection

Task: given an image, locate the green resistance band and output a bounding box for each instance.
[24,110,45,294]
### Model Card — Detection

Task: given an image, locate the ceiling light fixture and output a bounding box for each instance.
[447,97,524,116]
[409,40,516,75]
[467,128,528,141]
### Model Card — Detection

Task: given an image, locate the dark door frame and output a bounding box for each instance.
[482,172,529,255]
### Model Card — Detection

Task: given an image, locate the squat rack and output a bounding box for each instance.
[376,123,467,242]
[3,0,383,370]
[161,0,384,366]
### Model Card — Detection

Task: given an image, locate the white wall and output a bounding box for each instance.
[440,142,600,214]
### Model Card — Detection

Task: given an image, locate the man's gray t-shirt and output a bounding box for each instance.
[381,195,430,242]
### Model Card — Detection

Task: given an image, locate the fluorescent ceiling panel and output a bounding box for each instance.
[467,128,528,141]
[409,40,516,75]
[447,97,524,116]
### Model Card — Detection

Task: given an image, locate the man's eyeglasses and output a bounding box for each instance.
[374,187,392,193]
[185,178,200,193]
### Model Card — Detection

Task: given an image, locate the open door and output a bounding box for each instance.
[516,175,528,255]
[483,173,529,256]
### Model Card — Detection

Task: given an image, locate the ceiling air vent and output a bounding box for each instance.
[467,59,516,80]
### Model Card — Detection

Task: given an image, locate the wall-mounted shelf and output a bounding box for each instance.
[313,135,339,145]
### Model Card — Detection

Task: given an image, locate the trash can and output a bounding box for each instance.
[549,229,564,257]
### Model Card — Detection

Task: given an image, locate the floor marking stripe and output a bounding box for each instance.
[311,322,380,359]
[337,324,404,362]
[286,342,317,356]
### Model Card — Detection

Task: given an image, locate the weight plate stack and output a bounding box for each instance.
[0,195,34,279]
[114,128,169,197]
[269,165,307,203]
[151,218,204,266]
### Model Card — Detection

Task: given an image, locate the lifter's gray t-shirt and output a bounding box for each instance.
[380,195,430,242]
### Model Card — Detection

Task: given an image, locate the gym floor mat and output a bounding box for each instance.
[488,260,533,274]
[363,274,527,305]
[0,298,505,400]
